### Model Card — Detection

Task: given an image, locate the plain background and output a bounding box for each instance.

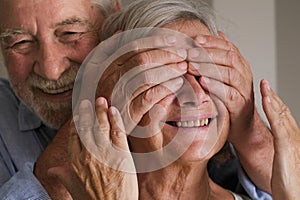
[1,0,299,125]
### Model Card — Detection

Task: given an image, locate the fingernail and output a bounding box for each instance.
[266,96,271,103]
[178,62,187,70]
[196,36,206,44]
[80,99,91,109]
[165,35,176,44]
[110,106,117,115]
[177,49,187,58]
[177,77,184,86]
[96,97,106,106]
[189,49,200,58]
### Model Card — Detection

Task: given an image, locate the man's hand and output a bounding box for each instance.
[48,97,138,200]
[187,32,273,193]
[94,33,188,133]
[34,121,72,199]
[261,79,300,200]
[187,32,254,140]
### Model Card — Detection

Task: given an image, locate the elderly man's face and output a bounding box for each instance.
[0,0,105,128]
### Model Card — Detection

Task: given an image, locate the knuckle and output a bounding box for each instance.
[142,88,155,105]
[75,152,91,166]
[227,88,240,102]
[153,36,165,47]
[142,70,153,84]
[111,129,125,139]
[226,67,239,85]
[128,40,140,52]
[98,123,110,133]
[226,50,236,65]
[278,105,291,118]
[135,52,151,66]
[227,41,238,52]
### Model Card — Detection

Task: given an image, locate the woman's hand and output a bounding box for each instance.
[260,79,300,200]
[48,97,138,200]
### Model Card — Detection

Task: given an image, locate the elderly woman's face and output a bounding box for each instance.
[129,20,230,163]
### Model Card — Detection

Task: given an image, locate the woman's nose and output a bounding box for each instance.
[176,74,210,108]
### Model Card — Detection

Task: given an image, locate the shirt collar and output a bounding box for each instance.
[18,103,42,131]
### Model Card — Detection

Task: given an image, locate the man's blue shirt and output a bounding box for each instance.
[0,78,55,199]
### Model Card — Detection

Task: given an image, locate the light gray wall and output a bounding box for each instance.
[212,0,277,123]
[212,0,299,124]
[277,0,300,124]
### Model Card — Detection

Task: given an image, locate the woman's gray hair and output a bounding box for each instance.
[91,0,117,17]
[101,0,218,40]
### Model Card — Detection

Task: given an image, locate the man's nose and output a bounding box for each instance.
[34,41,70,80]
[176,74,210,107]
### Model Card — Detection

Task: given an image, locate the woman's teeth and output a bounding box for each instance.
[175,118,211,128]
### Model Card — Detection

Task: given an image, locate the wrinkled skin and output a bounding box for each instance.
[48,97,138,200]
[187,31,274,193]
[260,79,300,200]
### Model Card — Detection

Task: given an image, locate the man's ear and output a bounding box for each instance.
[113,0,121,12]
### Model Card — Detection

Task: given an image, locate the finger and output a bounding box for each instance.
[218,31,230,42]
[194,33,234,51]
[187,47,250,76]
[117,47,187,75]
[78,99,95,148]
[119,77,183,133]
[108,106,129,151]
[210,94,229,133]
[211,95,227,119]
[188,62,252,97]
[260,79,299,139]
[109,35,186,66]
[99,48,187,101]
[94,97,110,146]
[117,61,187,101]
[129,77,184,123]
[199,76,245,115]
[141,94,175,134]
[190,34,251,75]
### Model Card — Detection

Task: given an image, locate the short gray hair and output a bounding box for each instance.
[101,0,218,40]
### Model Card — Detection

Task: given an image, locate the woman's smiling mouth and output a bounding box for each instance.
[166,118,214,128]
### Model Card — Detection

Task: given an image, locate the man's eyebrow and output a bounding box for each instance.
[56,17,90,27]
[0,29,31,45]
[0,29,30,39]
